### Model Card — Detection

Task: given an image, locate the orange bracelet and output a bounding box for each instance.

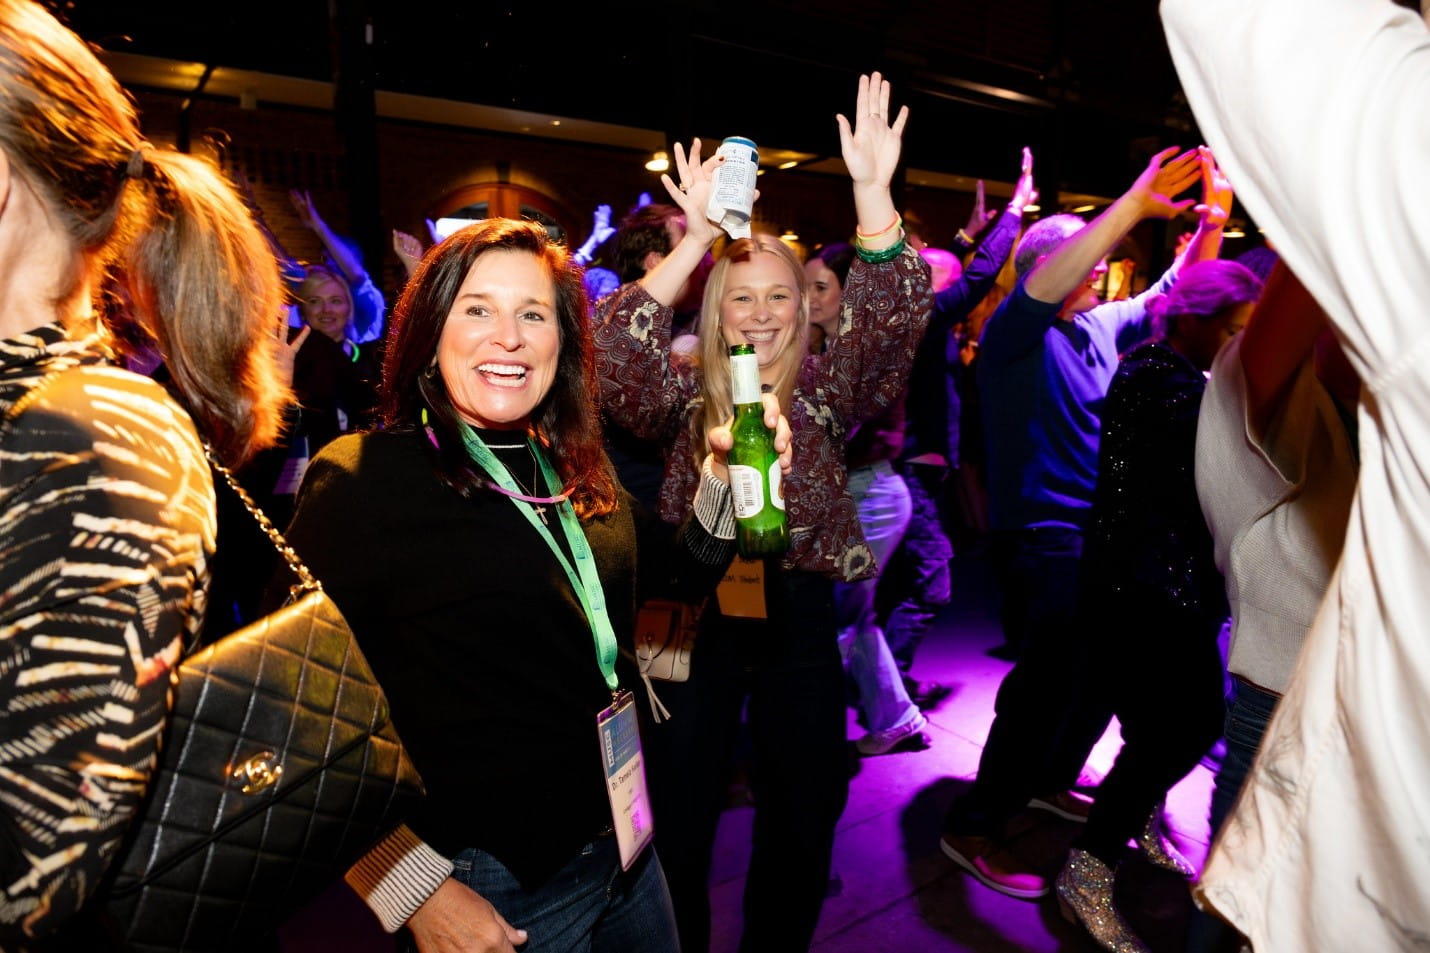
[855,214,902,241]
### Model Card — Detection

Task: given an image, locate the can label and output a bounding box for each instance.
[729,465,765,518]
[706,137,758,240]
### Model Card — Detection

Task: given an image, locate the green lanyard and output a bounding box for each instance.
[458,423,620,693]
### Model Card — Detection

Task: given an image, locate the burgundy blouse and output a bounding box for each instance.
[594,245,931,581]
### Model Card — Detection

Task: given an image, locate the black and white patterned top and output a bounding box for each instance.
[0,323,214,945]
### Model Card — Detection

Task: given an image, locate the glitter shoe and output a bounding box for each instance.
[1055,849,1151,953]
[1138,806,1196,878]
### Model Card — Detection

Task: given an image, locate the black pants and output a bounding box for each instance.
[1074,608,1226,865]
[945,527,1111,836]
[641,567,847,953]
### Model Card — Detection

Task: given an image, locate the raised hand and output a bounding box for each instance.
[965,179,987,233]
[289,188,320,230]
[836,71,909,190]
[591,204,617,245]
[660,139,725,248]
[393,229,425,277]
[274,316,310,389]
[1010,146,1039,213]
[1194,146,1233,229]
[1129,146,1202,220]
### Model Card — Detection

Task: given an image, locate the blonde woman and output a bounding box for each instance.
[593,73,931,953]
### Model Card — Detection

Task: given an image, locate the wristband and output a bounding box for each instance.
[854,236,906,264]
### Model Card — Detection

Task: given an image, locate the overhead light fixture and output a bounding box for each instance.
[1223,226,1246,239]
[645,151,669,172]
[550,120,561,127]
[1023,203,1041,213]
[780,229,799,242]
[1070,204,1097,214]
[777,160,799,170]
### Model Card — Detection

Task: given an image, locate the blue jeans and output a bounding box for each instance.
[879,462,954,674]
[439,839,677,953]
[835,462,920,734]
[1185,679,1279,953]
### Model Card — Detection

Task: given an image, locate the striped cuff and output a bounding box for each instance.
[344,825,455,933]
[693,457,736,540]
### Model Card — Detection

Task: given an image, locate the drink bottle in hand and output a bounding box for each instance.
[726,343,789,558]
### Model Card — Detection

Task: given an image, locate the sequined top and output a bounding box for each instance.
[594,245,932,581]
[1081,340,1226,624]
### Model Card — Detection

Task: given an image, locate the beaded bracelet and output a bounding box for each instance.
[854,235,906,264]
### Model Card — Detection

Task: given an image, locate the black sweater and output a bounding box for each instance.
[280,428,731,887]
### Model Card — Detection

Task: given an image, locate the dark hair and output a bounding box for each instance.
[810,241,857,286]
[379,218,617,518]
[0,0,287,466]
[612,202,681,283]
[1147,259,1264,339]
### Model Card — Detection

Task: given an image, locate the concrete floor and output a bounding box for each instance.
[282,545,1217,952]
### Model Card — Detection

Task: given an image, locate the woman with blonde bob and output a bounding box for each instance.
[0,0,286,946]
[594,72,933,953]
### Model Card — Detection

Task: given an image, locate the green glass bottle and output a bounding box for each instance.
[726,343,789,558]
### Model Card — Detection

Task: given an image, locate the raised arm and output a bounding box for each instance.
[1239,261,1330,435]
[815,73,932,424]
[935,147,1035,321]
[290,189,369,286]
[573,203,617,266]
[836,71,909,251]
[1161,0,1430,377]
[638,139,724,307]
[1025,146,1200,306]
[1176,146,1232,267]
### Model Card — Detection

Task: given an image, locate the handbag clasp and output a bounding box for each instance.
[232,751,284,794]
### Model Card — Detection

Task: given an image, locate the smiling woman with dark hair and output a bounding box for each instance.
[280,218,790,953]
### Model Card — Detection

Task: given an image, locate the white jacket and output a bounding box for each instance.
[1163,0,1430,949]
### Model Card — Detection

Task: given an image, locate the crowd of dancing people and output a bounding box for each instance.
[1,0,1426,950]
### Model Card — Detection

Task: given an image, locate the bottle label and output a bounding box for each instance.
[728,465,765,518]
[768,461,785,512]
[730,352,762,406]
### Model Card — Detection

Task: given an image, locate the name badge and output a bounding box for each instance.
[715,556,767,619]
[596,690,653,870]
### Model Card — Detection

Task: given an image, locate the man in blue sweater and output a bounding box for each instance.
[939,145,1228,899]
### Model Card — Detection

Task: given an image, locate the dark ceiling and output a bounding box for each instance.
[61,1,1198,200]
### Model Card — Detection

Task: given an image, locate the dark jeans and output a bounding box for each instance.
[427,840,677,953]
[1185,678,1279,953]
[641,568,847,953]
[1074,609,1226,865]
[879,462,954,675]
[945,527,1110,837]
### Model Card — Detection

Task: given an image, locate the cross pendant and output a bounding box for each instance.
[532,504,548,524]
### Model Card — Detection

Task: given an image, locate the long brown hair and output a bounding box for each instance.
[0,0,287,466]
[380,218,617,519]
[692,235,809,468]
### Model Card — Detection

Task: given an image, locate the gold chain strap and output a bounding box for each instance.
[203,444,322,596]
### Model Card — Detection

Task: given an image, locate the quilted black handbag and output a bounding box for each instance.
[102,452,424,952]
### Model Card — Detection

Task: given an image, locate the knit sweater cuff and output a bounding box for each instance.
[344,825,454,933]
[683,459,737,566]
[693,457,736,541]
